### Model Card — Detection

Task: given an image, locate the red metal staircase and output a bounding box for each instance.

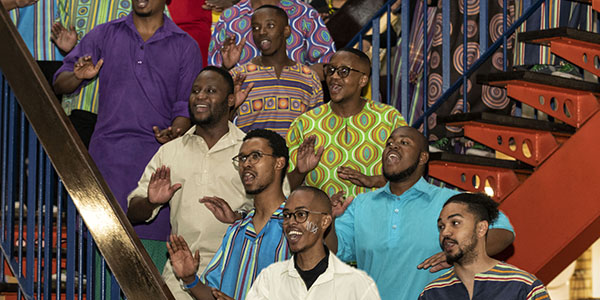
[428,29,600,283]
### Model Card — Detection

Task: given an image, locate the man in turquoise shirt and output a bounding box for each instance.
[327,126,515,300]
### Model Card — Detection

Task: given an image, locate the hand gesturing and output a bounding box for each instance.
[73,56,103,80]
[166,235,199,283]
[51,22,77,53]
[147,166,181,205]
[221,35,246,69]
[296,135,324,174]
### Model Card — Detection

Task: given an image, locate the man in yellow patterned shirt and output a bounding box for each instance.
[286,48,407,200]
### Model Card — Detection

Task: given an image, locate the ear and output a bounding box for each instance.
[320,214,332,230]
[477,220,489,238]
[284,25,291,39]
[358,74,369,89]
[275,156,286,171]
[418,151,429,166]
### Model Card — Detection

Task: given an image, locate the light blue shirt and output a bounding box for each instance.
[335,177,514,300]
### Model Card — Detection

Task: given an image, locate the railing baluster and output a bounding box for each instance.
[26,122,38,297]
[463,0,468,113]
[37,143,44,300]
[77,216,83,300]
[401,0,410,119]
[442,0,450,91]
[18,108,25,285]
[372,17,380,102]
[56,181,64,300]
[386,4,391,105]
[480,0,488,54]
[66,196,76,300]
[43,158,52,300]
[423,0,429,134]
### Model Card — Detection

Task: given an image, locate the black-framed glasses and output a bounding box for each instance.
[232,151,276,167]
[323,64,366,78]
[282,209,329,223]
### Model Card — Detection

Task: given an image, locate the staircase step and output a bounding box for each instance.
[518,28,600,77]
[477,71,600,94]
[477,71,600,128]
[437,113,569,166]
[429,152,531,200]
[437,112,576,134]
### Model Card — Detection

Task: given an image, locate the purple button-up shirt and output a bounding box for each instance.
[55,13,202,241]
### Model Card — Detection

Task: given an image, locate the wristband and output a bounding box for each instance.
[180,274,199,290]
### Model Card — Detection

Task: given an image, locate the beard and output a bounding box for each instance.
[444,228,479,265]
[383,157,420,182]
[188,103,228,126]
[245,184,267,195]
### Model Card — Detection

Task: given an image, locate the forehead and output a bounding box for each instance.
[439,202,472,220]
[329,51,359,66]
[388,127,419,141]
[252,8,285,22]
[194,70,228,88]
[284,190,313,210]
[239,137,271,153]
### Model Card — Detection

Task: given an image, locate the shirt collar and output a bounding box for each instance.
[238,201,286,228]
[124,13,186,42]
[381,177,432,199]
[181,122,245,153]
[285,251,355,279]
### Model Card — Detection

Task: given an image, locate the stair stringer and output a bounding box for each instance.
[501,110,600,284]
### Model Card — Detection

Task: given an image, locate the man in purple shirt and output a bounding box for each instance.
[53,0,202,270]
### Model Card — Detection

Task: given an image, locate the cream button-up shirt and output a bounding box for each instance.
[128,123,253,299]
[246,252,381,300]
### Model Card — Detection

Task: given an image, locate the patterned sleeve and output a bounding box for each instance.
[286,116,305,173]
[390,106,408,128]
[527,280,550,300]
[335,194,358,262]
[208,14,228,66]
[307,69,324,110]
[299,6,336,64]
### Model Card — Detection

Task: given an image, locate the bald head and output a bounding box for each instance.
[290,186,332,214]
[391,126,428,153]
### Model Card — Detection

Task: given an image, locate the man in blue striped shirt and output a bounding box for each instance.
[167,129,291,300]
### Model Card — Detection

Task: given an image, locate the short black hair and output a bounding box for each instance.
[199,66,234,95]
[254,5,289,24]
[336,47,371,76]
[291,186,331,214]
[244,129,289,183]
[443,193,500,226]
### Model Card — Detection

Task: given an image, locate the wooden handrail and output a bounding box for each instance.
[0,3,174,299]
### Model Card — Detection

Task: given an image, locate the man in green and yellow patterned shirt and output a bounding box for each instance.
[287,48,407,200]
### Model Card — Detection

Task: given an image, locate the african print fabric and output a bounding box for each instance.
[10,0,63,60]
[230,62,324,138]
[419,262,550,300]
[58,0,131,115]
[287,99,407,198]
[208,0,335,67]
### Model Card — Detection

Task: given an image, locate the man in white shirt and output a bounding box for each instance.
[246,186,381,300]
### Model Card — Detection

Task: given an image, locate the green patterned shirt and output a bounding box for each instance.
[287,99,408,197]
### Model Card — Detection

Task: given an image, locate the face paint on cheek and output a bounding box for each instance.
[305,221,318,234]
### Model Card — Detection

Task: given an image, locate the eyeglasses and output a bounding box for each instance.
[282,209,329,223]
[232,151,276,167]
[323,64,366,78]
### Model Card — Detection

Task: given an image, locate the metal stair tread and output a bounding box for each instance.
[518,27,600,46]
[437,112,576,134]
[477,71,600,94]
[429,152,532,170]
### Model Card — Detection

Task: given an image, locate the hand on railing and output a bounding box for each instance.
[166,235,200,283]
[50,22,77,54]
[200,196,242,224]
[147,166,182,205]
[221,35,246,70]
[73,56,103,81]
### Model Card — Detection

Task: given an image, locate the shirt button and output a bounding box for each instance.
[392,225,397,229]
[137,60,142,64]
[394,209,399,213]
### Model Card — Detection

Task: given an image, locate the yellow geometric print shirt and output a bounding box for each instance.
[287,99,408,198]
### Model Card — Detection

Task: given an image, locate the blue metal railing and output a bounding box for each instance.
[0,73,123,299]
[346,0,550,132]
